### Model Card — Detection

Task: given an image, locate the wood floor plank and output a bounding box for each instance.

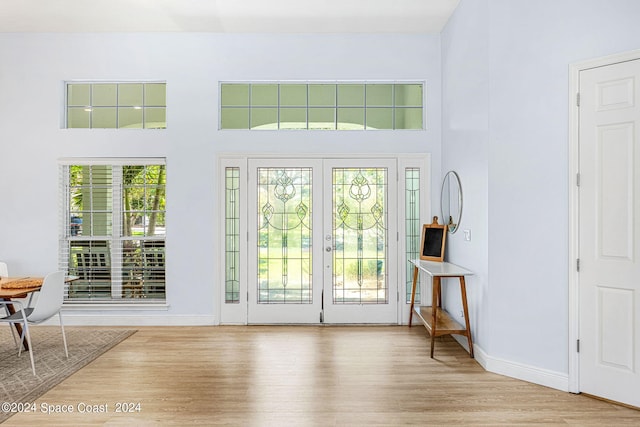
[3,326,640,426]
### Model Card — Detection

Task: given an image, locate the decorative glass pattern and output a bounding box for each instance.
[332,167,388,304]
[225,167,241,304]
[257,168,313,303]
[405,168,421,303]
[220,82,424,130]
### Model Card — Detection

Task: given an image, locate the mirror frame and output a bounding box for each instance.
[440,171,463,234]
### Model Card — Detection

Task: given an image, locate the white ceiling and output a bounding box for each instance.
[0,0,460,33]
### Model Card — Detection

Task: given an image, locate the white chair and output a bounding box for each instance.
[0,271,69,375]
[0,261,19,347]
[0,262,9,308]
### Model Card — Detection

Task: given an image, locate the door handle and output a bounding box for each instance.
[325,246,332,252]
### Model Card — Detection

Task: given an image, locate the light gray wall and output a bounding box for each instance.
[0,33,441,322]
[442,0,640,375]
[441,0,491,360]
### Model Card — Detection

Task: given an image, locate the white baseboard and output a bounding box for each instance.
[452,335,569,392]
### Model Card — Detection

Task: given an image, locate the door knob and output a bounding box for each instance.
[325,246,332,252]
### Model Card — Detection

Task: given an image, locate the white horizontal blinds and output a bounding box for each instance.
[59,164,71,298]
[66,82,167,129]
[220,82,424,130]
[60,159,166,303]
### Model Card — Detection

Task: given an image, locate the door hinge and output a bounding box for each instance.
[576,92,580,107]
[576,173,580,187]
[576,258,580,272]
[577,339,580,352]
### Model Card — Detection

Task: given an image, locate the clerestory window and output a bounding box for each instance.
[220,82,424,130]
[65,82,166,129]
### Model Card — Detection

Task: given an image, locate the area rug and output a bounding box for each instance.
[0,327,135,423]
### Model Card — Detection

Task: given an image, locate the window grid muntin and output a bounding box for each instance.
[122,165,167,238]
[220,82,424,130]
[65,82,167,129]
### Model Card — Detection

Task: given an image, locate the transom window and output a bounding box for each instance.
[59,159,166,302]
[220,82,424,130]
[65,82,166,129]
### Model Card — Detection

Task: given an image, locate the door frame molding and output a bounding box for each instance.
[216,152,430,325]
[568,48,640,394]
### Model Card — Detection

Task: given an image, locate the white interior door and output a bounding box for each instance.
[247,157,398,324]
[579,58,640,407]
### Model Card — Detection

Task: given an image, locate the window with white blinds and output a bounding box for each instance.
[59,159,166,302]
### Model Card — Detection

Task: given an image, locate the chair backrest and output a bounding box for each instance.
[0,261,8,277]
[143,247,165,281]
[74,247,110,280]
[28,271,65,323]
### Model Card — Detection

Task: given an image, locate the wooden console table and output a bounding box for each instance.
[409,259,474,358]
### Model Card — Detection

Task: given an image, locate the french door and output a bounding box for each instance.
[247,159,323,323]
[322,159,398,323]
[246,158,398,324]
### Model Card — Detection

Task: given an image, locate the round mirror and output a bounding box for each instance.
[441,171,463,234]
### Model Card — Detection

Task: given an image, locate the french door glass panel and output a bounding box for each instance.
[257,166,313,304]
[332,167,388,303]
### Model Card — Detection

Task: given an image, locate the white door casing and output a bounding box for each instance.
[571,54,640,407]
[219,154,429,326]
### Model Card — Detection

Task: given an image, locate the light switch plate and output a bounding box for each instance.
[463,229,471,241]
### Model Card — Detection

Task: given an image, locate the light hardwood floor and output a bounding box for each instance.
[4,326,640,426]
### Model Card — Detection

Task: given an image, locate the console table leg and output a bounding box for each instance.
[409,266,419,327]
[430,276,441,358]
[460,276,474,358]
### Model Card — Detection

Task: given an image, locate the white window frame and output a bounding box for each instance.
[63,81,167,129]
[58,157,167,305]
[218,81,426,131]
